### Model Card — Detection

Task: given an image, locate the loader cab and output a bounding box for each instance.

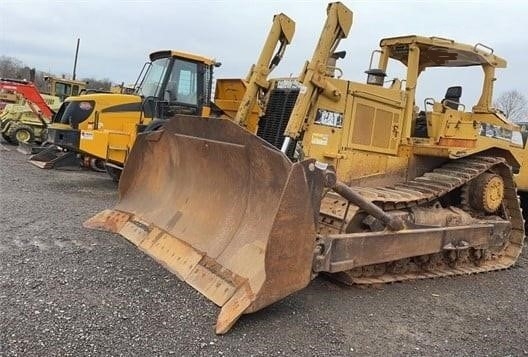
[43,76,87,101]
[136,50,219,119]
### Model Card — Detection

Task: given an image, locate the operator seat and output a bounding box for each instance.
[442,86,462,110]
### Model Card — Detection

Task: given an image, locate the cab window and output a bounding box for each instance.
[137,58,169,98]
[55,82,72,98]
[165,59,198,105]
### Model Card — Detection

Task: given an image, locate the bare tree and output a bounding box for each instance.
[494,90,528,122]
[0,56,26,79]
[1,55,112,92]
[81,77,112,91]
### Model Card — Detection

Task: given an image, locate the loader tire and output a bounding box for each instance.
[7,124,35,144]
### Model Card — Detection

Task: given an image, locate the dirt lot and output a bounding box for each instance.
[1,142,528,356]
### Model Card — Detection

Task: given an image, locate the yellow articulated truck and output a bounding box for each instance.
[77,50,223,180]
[86,2,525,334]
[27,51,223,172]
[29,13,295,180]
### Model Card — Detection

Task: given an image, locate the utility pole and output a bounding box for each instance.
[72,38,80,80]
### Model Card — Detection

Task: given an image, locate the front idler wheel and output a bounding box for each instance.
[105,165,122,182]
[468,173,504,213]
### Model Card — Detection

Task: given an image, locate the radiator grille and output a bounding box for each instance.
[257,88,299,157]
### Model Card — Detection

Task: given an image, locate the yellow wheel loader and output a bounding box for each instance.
[85,2,524,334]
[29,13,295,180]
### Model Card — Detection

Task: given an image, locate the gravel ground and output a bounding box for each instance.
[1,141,528,356]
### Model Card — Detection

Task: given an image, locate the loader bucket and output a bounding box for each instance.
[28,146,79,169]
[85,115,324,333]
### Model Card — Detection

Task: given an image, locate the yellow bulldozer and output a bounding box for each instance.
[85,2,525,334]
[28,13,295,180]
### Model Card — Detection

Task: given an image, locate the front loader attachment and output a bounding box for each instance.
[85,115,324,333]
[28,145,79,169]
[27,126,82,169]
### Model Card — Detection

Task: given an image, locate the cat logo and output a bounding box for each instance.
[315,109,343,128]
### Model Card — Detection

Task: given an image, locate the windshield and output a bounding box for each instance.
[53,100,95,128]
[137,58,169,97]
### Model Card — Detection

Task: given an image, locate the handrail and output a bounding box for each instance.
[474,43,494,55]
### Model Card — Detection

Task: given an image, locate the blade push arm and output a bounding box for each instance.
[233,13,295,127]
[282,2,352,147]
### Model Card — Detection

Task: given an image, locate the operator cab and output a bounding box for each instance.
[367,35,521,146]
[43,76,87,101]
[135,50,221,120]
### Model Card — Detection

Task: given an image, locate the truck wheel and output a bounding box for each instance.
[106,165,122,183]
[90,158,107,172]
[7,124,35,144]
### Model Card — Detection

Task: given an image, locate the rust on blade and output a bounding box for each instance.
[84,115,324,333]
[138,227,202,281]
[186,260,239,306]
[83,209,130,233]
[120,219,152,246]
[216,282,254,334]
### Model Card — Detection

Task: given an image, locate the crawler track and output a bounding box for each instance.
[319,156,525,285]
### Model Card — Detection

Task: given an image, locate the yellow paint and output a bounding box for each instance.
[73,11,295,168]
[311,133,329,146]
[279,29,527,191]
[150,50,217,66]
[214,79,261,133]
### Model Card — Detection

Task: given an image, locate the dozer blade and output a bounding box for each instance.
[84,115,324,333]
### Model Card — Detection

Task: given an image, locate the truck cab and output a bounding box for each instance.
[76,50,219,171]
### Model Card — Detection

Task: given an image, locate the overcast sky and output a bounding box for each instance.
[1,0,528,107]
